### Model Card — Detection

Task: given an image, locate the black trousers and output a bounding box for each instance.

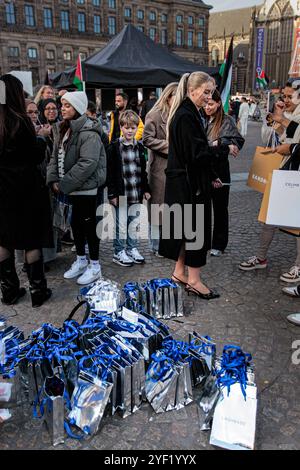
[211,185,230,252]
[69,195,99,261]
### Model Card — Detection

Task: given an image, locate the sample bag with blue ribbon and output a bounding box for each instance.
[209,345,257,450]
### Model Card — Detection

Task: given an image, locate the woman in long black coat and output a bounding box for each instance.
[159,72,237,299]
[0,74,53,307]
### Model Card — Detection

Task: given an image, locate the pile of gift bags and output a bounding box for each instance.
[123,279,184,319]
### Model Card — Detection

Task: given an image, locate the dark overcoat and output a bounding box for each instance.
[0,121,53,250]
[159,97,229,268]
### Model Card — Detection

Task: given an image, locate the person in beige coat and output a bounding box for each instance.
[143,82,178,255]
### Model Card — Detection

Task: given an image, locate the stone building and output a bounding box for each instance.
[248,0,300,91]
[208,7,254,94]
[0,0,211,87]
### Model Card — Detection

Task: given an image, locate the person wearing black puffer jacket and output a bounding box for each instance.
[47,91,106,286]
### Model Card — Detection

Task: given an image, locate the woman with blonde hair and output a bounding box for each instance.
[143,82,178,255]
[34,85,55,109]
[159,72,238,299]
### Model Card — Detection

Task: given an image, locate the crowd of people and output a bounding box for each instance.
[0,74,299,326]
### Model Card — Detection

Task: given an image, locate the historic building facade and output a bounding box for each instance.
[208,7,254,94]
[0,0,211,87]
[248,0,300,91]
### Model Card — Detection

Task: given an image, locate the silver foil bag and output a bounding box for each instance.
[197,375,221,431]
[43,375,65,446]
[0,368,22,408]
[69,370,113,435]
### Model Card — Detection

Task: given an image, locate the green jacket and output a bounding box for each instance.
[47,115,106,195]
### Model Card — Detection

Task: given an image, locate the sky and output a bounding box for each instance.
[208,0,264,12]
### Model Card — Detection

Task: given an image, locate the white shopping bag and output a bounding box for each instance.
[266,170,300,228]
[210,383,257,450]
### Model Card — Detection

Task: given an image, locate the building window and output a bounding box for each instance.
[46,50,55,60]
[137,25,144,32]
[199,17,205,27]
[77,0,85,3]
[161,29,167,45]
[124,8,131,18]
[28,48,38,59]
[44,8,53,28]
[108,0,116,9]
[188,16,193,26]
[176,29,183,46]
[80,52,87,60]
[108,16,116,35]
[149,27,156,41]
[63,51,72,61]
[6,3,16,25]
[188,31,193,47]
[94,15,101,33]
[78,12,86,32]
[8,47,19,57]
[176,15,183,24]
[48,67,55,74]
[149,11,156,21]
[25,5,35,27]
[137,10,144,20]
[161,13,167,23]
[197,32,203,48]
[93,0,100,5]
[61,11,70,31]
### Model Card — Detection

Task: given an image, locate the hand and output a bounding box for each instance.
[144,192,151,201]
[228,144,239,158]
[275,144,291,155]
[212,140,219,147]
[109,197,118,207]
[212,178,223,189]
[38,124,51,137]
[52,182,59,194]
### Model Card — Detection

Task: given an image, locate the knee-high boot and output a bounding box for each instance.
[27,259,52,308]
[0,257,26,305]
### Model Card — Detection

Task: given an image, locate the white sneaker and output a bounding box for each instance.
[287,313,300,326]
[280,266,300,283]
[282,285,300,297]
[64,259,88,279]
[127,248,145,264]
[210,249,222,257]
[77,264,102,285]
[113,250,134,267]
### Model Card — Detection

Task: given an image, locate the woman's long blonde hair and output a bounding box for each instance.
[34,85,54,105]
[148,82,178,119]
[167,72,215,137]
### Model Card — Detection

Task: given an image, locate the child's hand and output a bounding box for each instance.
[144,192,151,201]
[109,197,118,207]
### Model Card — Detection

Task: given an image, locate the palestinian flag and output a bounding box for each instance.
[73,55,84,91]
[256,69,268,89]
[219,36,234,113]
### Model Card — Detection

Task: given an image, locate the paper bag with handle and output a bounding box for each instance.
[258,172,300,236]
[247,147,283,193]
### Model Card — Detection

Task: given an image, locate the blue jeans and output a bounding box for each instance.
[114,203,141,254]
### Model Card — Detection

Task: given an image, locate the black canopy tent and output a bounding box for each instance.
[50,24,217,89]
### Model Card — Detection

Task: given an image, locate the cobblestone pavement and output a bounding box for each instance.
[1,122,300,450]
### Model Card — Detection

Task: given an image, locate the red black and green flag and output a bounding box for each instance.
[219,36,234,113]
[73,55,84,91]
[256,69,268,89]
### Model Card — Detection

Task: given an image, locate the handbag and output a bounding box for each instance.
[53,193,72,234]
[265,170,300,228]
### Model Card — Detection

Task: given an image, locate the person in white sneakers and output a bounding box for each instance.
[107,110,151,267]
[237,97,249,138]
[47,91,106,285]
[239,140,300,283]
